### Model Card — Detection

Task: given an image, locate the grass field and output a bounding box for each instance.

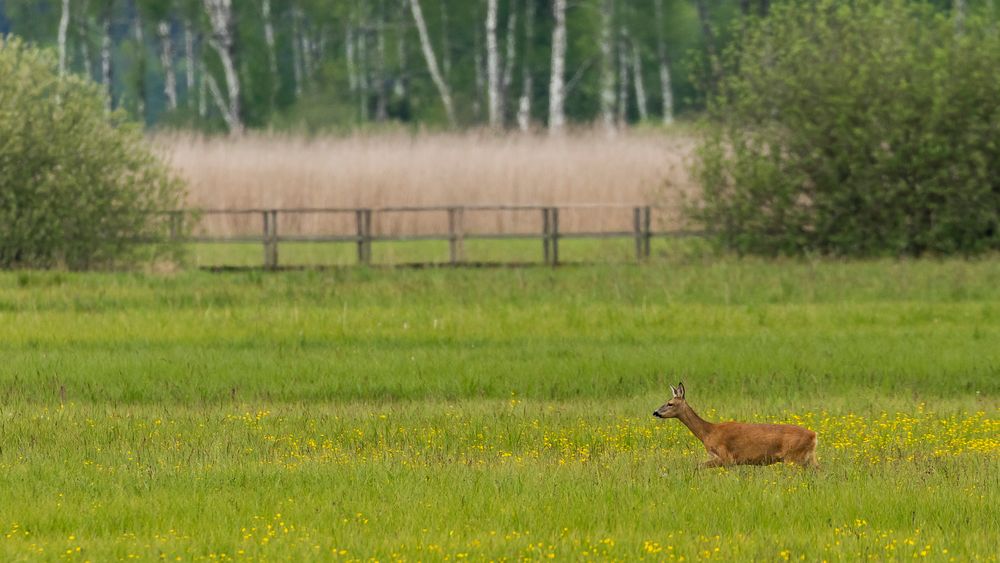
[0,260,997,561]
[185,238,707,268]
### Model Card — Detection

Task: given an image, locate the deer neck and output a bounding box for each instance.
[676,404,714,444]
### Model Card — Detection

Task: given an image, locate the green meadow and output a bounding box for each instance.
[0,259,997,561]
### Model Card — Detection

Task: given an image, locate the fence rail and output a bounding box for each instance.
[168,204,704,268]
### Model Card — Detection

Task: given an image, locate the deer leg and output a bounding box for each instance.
[802,452,820,469]
[697,456,727,469]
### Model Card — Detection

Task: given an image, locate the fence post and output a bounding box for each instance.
[643,206,652,259]
[448,207,465,264]
[542,208,551,265]
[260,209,278,270]
[365,209,374,264]
[633,206,643,262]
[262,209,278,269]
[356,209,373,265]
[550,207,560,266]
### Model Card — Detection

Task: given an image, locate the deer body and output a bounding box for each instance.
[653,383,818,468]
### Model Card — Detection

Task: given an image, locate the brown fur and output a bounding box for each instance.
[653,383,818,468]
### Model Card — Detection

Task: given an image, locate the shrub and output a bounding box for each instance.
[0,37,185,269]
[692,0,1000,257]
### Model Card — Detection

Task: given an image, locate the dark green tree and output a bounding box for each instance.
[694,0,1000,256]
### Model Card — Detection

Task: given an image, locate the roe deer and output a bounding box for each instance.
[652,382,818,468]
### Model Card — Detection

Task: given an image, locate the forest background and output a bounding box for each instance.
[2,0,970,135]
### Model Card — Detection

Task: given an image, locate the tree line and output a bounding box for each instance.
[0,0,778,134]
[0,1,977,134]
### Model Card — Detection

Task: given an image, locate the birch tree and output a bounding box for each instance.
[183,20,196,110]
[517,0,533,131]
[292,7,304,97]
[473,26,484,120]
[598,0,616,133]
[158,21,178,110]
[548,0,567,134]
[394,0,409,102]
[408,0,456,126]
[616,25,629,126]
[203,0,243,134]
[654,0,673,124]
[101,15,113,108]
[58,0,70,78]
[357,21,370,122]
[486,0,501,129]
[500,5,517,119]
[345,16,357,91]
[375,1,389,122]
[261,0,278,105]
[631,38,648,121]
[132,8,147,121]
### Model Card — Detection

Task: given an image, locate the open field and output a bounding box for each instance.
[1,260,998,560]
[158,132,697,238]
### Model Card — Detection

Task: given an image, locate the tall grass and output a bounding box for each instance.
[0,262,997,559]
[157,131,696,238]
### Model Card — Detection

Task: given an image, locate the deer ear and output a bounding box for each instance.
[669,385,678,397]
[677,382,686,398]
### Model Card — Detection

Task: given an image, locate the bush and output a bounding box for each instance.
[0,37,185,269]
[692,0,1000,257]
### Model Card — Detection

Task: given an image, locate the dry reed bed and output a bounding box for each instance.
[158,132,696,237]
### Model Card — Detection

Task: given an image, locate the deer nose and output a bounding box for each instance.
[652,410,661,417]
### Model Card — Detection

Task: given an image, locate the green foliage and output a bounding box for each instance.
[0,37,186,269]
[693,0,1000,256]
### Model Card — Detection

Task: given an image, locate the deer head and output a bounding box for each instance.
[652,382,686,418]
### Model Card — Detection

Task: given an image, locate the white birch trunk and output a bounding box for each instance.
[395,0,409,100]
[501,6,517,120]
[292,8,304,97]
[473,28,484,121]
[486,0,501,129]
[133,10,146,121]
[78,20,92,80]
[599,0,616,134]
[261,0,278,103]
[158,21,178,110]
[616,27,629,127]
[358,25,369,121]
[58,0,71,78]
[301,28,314,79]
[101,17,112,109]
[631,39,648,122]
[408,0,456,126]
[654,0,674,125]
[203,0,243,135]
[955,0,967,31]
[346,24,357,91]
[548,0,567,134]
[517,0,534,132]
[199,59,208,118]
[184,21,196,110]
[204,65,234,128]
[375,7,389,122]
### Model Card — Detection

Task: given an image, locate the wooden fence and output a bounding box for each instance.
[169,204,703,268]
